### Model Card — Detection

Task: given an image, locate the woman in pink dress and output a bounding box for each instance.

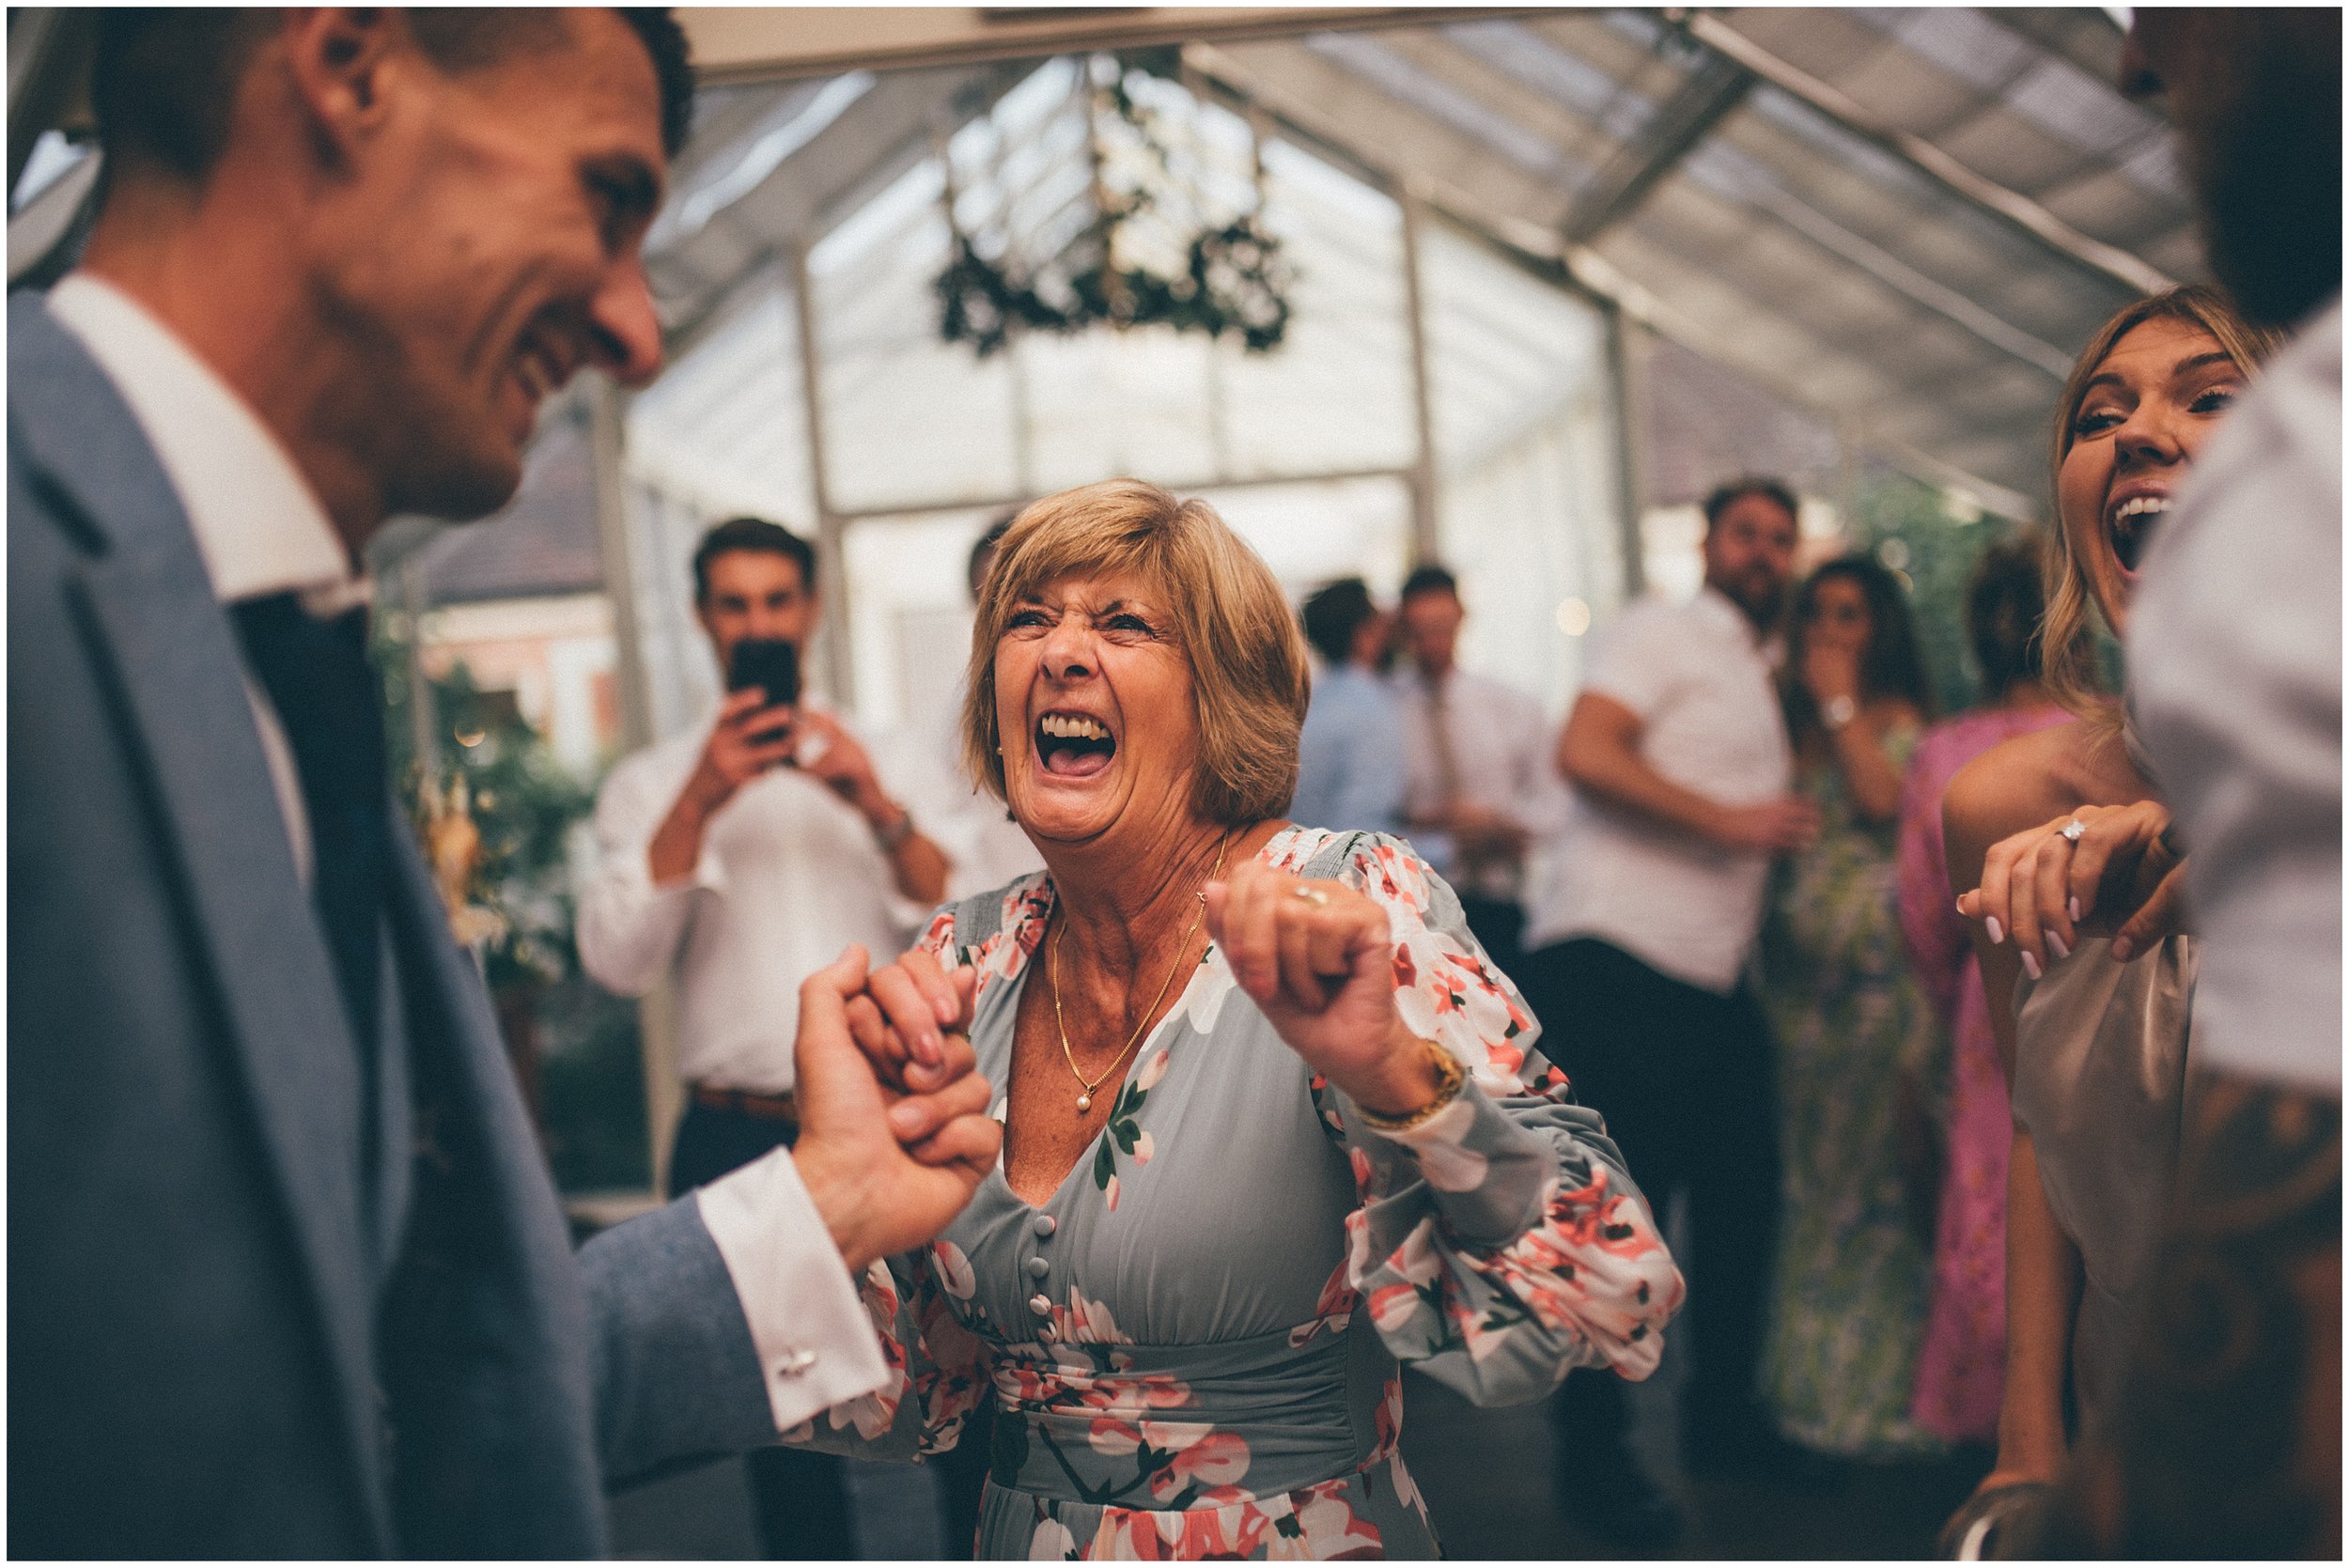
[1892,542,2066,1447]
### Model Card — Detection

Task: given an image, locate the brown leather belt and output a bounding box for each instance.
[691,1084,799,1124]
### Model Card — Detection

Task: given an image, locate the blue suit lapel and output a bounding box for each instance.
[12,294,394,1552]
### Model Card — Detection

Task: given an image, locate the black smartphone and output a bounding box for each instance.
[726,638,801,709]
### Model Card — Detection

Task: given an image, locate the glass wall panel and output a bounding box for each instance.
[810,160,1024,511]
[1421,219,1622,719]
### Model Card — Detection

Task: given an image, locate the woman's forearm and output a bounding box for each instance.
[1827,712,1906,823]
[1993,1128,2080,1482]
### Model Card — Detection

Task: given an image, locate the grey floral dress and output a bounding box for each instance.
[786,827,1685,1559]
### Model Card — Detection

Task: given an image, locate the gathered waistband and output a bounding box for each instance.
[986,1322,1385,1509]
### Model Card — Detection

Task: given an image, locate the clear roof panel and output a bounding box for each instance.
[597,8,2190,741]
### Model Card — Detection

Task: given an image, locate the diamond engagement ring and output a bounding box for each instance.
[1292,884,1331,907]
[2059,818,2087,843]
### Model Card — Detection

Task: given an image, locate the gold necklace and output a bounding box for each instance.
[1049,831,1232,1114]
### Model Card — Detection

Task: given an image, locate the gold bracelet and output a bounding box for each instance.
[1353,1038,1468,1133]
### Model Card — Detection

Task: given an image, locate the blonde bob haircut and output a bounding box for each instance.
[962,479,1311,826]
[2042,284,2281,719]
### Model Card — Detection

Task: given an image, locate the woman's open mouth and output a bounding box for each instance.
[2108,493,2168,574]
[1036,710,1117,778]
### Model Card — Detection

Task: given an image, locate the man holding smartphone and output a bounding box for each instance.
[578,515,950,1558]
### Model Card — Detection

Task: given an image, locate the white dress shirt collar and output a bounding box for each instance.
[47,273,365,613]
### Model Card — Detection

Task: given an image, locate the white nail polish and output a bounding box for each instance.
[1985,916,2004,945]
[2046,931,2070,962]
[2019,950,2042,980]
[2068,896,2082,924]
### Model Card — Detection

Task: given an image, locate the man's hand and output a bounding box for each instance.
[647,690,798,883]
[790,946,1001,1275]
[1447,801,1530,863]
[1799,643,1861,706]
[1956,800,2186,972]
[692,689,801,807]
[790,707,892,822]
[1709,796,1823,855]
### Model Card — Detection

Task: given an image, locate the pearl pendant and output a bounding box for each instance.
[1076,1092,1093,1113]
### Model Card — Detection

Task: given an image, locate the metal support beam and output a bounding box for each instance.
[1560,53,1753,248]
[587,374,683,1196]
[786,241,855,708]
[1677,9,2175,297]
[1395,184,1443,565]
[1603,306,1651,600]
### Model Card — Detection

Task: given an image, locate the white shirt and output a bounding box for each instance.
[1524,587,1792,994]
[46,272,886,1431]
[1391,663,1567,901]
[2130,300,2342,1094]
[577,703,926,1094]
[890,728,1044,903]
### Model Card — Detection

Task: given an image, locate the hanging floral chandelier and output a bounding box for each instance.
[935,53,1295,359]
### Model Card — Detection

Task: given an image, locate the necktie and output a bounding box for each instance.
[228,592,390,1069]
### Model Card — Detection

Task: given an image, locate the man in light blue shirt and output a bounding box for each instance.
[1292,578,1407,837]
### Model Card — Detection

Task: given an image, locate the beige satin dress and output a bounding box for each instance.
[2009,934,2199,1432]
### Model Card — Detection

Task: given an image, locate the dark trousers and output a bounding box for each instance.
[1457,893,1528,979]
[1517,937,1782,1468]
[670,1101,860,1560]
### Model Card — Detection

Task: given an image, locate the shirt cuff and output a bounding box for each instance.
[695,1146,890,1434]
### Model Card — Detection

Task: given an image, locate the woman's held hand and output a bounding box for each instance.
[1202,858,1437,1113]
[1955,800,2186,971]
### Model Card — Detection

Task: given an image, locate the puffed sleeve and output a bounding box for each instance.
[1312,832,1685,1405]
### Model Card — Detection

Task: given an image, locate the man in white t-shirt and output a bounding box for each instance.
[578,515,952,1558]
[1519,478,1818,1548]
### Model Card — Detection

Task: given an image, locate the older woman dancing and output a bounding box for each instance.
[792,480,1682,1559]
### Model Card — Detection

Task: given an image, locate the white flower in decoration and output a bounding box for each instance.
[1137,1048,1172,1093]
[1132,1130,1156,1167]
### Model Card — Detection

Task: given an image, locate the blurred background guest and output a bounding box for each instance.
[576,516,952,1560]
[1938,285,2279,1548]
[1293,576,1406,838]
[1893,540,2065,1453]
[1522,478,1817,1549]
[1759,554,1940,1462]
[907,512,1049,904]
[1391,564,1563,977]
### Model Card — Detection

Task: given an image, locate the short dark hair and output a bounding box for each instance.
[1300,578,1377,665]
[1966,538,2047,701]
[1702,477,1799,532]
[1398,564,1458,603]
[692,517,815,604]
[90,8,693,182]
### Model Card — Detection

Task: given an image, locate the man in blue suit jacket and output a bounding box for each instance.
[8,10,1001,1556]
